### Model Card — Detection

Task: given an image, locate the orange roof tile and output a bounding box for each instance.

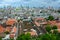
[34,18,47,26]
[12,26,17,33]
[48,21,56,25]
[6,19,17,25]
[0,25,5,33]
[40,22,47,24]
[35,21,40,26]
[57,29,60,32]
[56,23,60,29]
[48,21,60,29]
[49,21,56,24]
[36,18,44,20]
[29,31,37,36]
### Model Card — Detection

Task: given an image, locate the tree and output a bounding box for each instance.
[40,33,57,40]
[53,30,58,34]
[45,25,52,33]
[10,38,14,40]
[40,34,51,40]
[16,33,31,40]
[56,33,60,40]
[52,25,57,29]
[0,37,2,40]
[50,34,57,40]
[47,16,54,21]
[31,37,37,40]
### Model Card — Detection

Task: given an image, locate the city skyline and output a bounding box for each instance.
[0,0,60,8]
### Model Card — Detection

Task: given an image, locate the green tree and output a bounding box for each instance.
[50,34,57,40]
[53,30,58,34]
[10,38,14,40]
[40,34,51,40]
[0,37,2,40]
[16,33,31,40]
[47,16,54,21]
[52,25,57,29]
[56,33,60,40]
[45,25,52,33]
[40,33,57,40]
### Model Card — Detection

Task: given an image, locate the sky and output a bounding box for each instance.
[0,0,60,8]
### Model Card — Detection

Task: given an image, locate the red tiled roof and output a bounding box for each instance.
[0,25,5,33]
[48,21,56,25]
[56,23,60,29]
[34,18,47,26]
[57,29,60,32]
[12,26,17,33]
[6,18,17,25]
[36,18,44,20]
[48,21,60,29]
[35,21,40,26]
[9,26,17,38]
[29,31,37,36]
[40,22,47,25]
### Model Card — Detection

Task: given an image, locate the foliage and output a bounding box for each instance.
[56,33,60,40]
[10,38,14,40]
[47,16,54,21]
[0,37,2,40]
[16,33,31,40]
[16,24,59,40]
[52,25,57,29]
[37,33,57,40]
[16,33,60,40]
[53,30,58,34]
[45,25,52,33]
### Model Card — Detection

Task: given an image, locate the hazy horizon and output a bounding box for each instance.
[0,0,60,8]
